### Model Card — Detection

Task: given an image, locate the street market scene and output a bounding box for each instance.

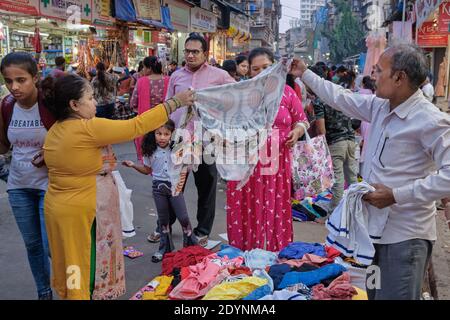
[0,0,449,303]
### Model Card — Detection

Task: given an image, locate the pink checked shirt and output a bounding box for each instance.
[166,63,236,128]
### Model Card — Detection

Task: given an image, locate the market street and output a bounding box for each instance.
[0,141,330,300]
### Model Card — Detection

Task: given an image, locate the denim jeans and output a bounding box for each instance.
[8,188,51,297]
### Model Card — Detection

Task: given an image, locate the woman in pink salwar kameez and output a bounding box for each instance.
[227,48,309,252]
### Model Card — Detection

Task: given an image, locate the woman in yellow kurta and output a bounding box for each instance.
[40,74,193,300]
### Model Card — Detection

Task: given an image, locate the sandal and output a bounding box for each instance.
[196,235,208,247]
[151,252,163,263]
[147,232,161,243]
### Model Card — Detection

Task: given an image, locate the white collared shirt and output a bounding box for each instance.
[302,69,450,244]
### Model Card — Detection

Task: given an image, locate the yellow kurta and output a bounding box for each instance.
[43,105,168,300]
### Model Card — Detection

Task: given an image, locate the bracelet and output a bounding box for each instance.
[169,99,178,113]
[295,121,310,130]
[162,101,171,115]
[172,97,182,108]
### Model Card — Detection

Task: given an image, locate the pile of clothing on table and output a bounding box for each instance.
[131,241,368,300]
[292,189,332,222]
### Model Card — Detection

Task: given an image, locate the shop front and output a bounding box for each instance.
[416,0,450,98]
[129,28,155,69]
[190,6,218,62]
[226,11,251,59]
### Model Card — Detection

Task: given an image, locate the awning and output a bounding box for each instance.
[114,0,174,32]
[137,6,174,32]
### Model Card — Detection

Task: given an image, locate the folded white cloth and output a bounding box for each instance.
[326,181,389,265]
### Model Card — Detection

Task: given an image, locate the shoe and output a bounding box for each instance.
[151,252,163,263]
[183,232,199,247]
[196,234,208,247]
[38,291,53,300]
[147,231,161,243]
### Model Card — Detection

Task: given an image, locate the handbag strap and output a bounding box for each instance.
[297,122,311,144]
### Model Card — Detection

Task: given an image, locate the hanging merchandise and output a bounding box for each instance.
[0,22,5,41]
[32,26,42,53]
[363,32,386,76]
[169,61,288,196]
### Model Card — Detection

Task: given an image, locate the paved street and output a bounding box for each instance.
[0,141,328,300]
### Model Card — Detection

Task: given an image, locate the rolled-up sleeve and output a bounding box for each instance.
[302,69,378,123]
[393,116,450,204]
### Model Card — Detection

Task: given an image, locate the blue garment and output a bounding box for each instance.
[244,249,278,270]
[217,244,244,259]
[8,189,51,297]
[292,209,309,222]
[278,241,326,260]
[243,284,272,300]
[268,263,292,290]
[143,146,171,182]
[278,263,346,289]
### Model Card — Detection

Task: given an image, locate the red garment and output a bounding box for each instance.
[325,246,341,264]
[312,272,357,300]
[228,266,253,276]
[162,245,212,275]
[227,85,308,251]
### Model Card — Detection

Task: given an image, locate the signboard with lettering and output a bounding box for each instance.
[0,0,39,16]
[165,0,190,32]
[418,21,448,47]
[438,0,450,32]
[416,0,444,28]
[39,0,92,24]
[230,12,250,35]
[133,0,161,21]
[92,0,115,26]
[190,6,217,33]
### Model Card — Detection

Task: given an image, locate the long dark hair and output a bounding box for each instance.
[286,74,296,90]
[141,119,175,158]
[95,62,113,93]
[41,74,89,120]
[143,56,162,75]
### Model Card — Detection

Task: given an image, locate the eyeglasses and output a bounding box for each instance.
[183,49,203,56]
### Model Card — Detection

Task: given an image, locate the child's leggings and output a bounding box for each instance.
[152,180,192,232]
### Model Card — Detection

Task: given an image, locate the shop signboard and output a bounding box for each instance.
[92,0,115,27]
[165,0,190,33]
[229,12,250,39]
[190,6,217,33]
[438,0,450,32]
[39,0,92,24]
[133,0,161,21]
[0,0,39,16]
[418,20,448,47]
[416,0,444,28]
[152,31,167,44]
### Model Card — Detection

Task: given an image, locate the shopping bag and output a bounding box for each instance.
[112,171,136,238]
[292,132,334,201]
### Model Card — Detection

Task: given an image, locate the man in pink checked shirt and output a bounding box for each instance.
[157,33,235,246]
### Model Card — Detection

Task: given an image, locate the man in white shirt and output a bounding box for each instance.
[290,44,450,300]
